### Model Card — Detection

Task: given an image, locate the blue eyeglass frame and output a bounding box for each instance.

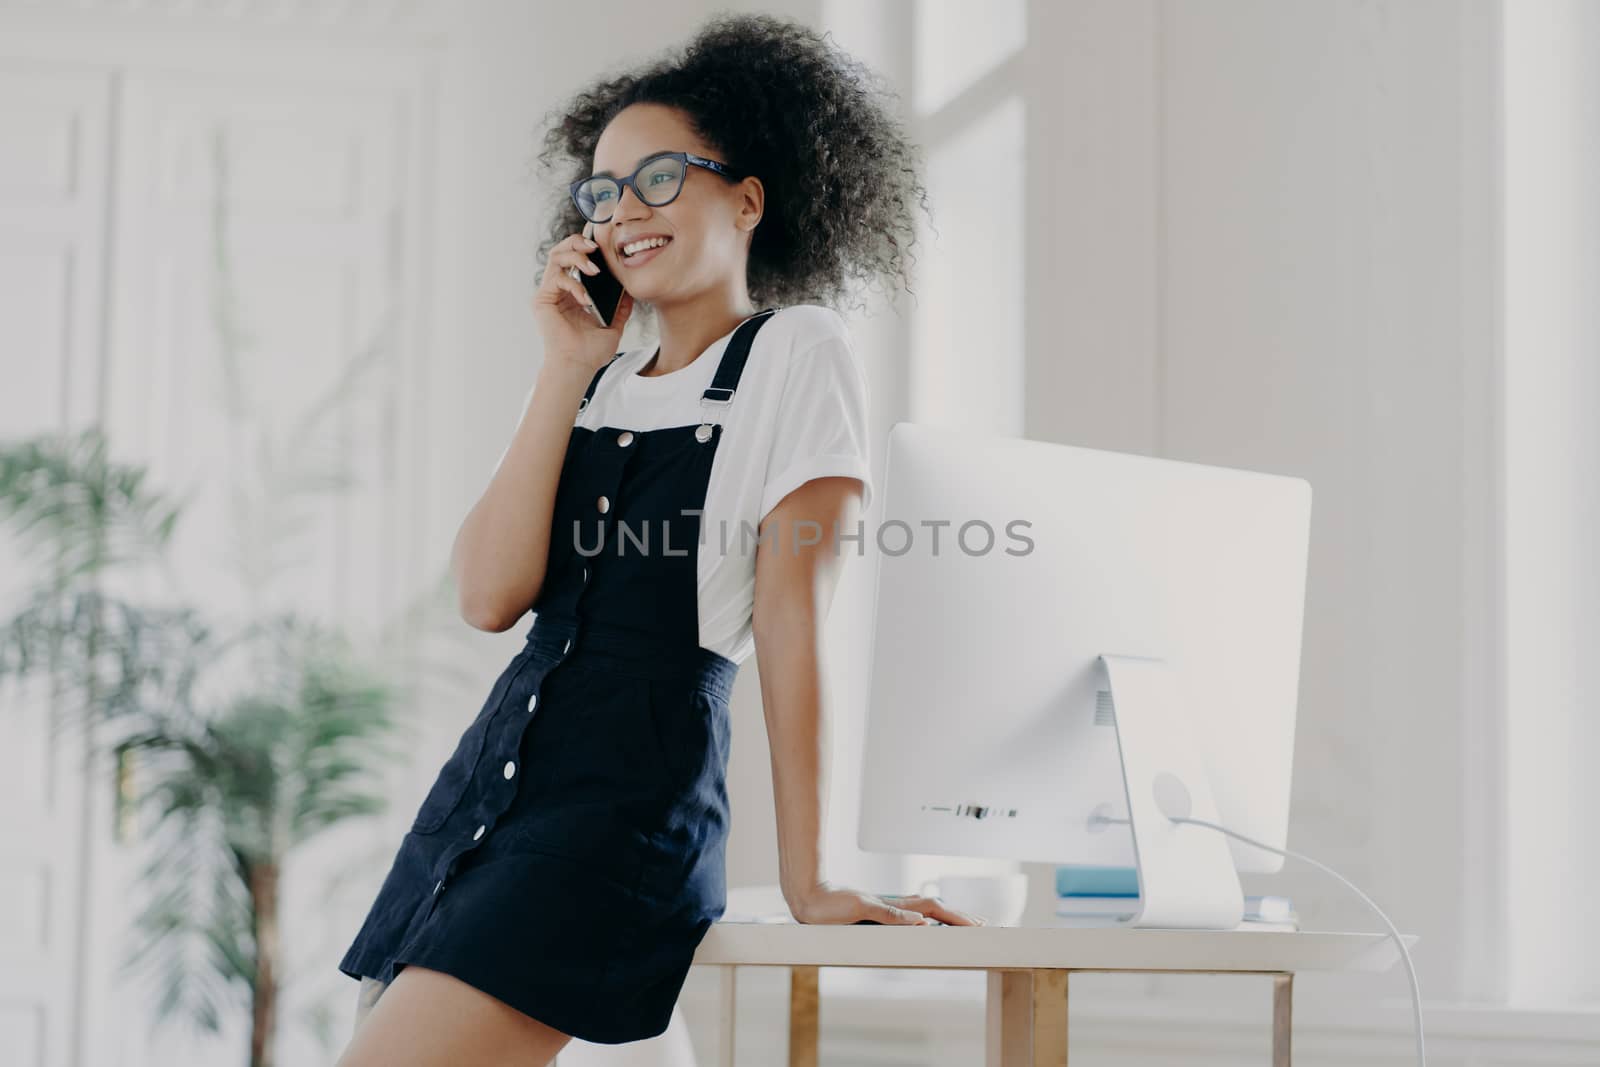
[569,150,745,222]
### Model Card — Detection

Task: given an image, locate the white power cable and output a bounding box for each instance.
[1100,812,1427,1062]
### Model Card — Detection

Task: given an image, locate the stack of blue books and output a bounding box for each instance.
[1053,866,1299,929]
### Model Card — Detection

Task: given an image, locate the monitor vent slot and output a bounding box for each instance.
[1094,690,1116,727]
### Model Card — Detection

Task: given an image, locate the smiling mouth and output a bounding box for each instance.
[620,237,673,265]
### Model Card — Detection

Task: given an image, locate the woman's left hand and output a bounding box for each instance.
[785,880,987,926]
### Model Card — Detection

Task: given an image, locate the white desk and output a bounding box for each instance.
[691,921,1415,1066]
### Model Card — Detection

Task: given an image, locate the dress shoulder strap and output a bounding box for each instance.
[576,351,626,415]
[700,307,778,408]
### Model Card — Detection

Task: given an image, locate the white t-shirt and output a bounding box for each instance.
[493,304,874,665]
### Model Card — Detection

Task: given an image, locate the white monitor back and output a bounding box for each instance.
[857,422,1312,874]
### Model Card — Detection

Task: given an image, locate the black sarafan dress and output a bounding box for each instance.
[338,309,777,1043]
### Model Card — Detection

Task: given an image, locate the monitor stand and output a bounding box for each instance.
[1092,654,1246,929]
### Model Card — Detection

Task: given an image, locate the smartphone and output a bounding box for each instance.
[575,239,626,328]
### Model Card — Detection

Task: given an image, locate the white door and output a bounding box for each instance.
[0,59,116,1067]
[0,11,440,1065]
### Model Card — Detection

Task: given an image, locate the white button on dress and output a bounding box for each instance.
[503,761,516,779]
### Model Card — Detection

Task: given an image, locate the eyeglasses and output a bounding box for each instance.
[569,150,746,224]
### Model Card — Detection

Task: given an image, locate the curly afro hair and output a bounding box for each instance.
[529,11,929,322]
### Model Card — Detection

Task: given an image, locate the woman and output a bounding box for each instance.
[335,14,980,1065]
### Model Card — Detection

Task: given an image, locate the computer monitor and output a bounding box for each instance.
[857,421,1313,927]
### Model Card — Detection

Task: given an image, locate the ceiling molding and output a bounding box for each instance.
[0,0,460,39]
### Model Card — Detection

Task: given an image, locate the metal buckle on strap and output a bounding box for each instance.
[701,386,735,405]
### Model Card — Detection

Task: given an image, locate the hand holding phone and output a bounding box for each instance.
[531,221,634,372]
[569,221,627,328]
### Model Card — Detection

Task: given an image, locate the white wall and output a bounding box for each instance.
[1503,0,1600,1008]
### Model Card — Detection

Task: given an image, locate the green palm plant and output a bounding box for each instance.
[0,127,479,1067]
[0,428,410,1067]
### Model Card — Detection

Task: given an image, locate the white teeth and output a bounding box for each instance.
[622,236,670,256]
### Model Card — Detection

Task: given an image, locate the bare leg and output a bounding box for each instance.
[335,964,573,1067]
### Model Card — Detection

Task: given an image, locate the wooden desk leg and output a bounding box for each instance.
[1271,973,1293,1066]
[788,965,819,1067]
[717,965,737,1067]
[986,970,1032,1066]
[986,969,1069,1067]
[1031,970,1069,1066]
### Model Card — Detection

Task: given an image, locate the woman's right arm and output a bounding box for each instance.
[452,224,635,632]
[451,359,593,631]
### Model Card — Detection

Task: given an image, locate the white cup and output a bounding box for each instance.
[918,872,1030,927]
